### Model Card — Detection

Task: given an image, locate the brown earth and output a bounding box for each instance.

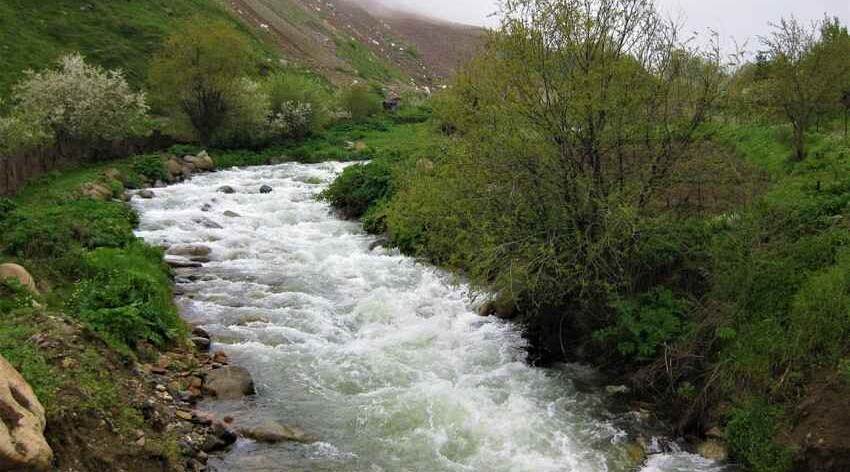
[220,0,484,86]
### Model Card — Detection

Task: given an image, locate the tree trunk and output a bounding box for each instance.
[793,124,806,162]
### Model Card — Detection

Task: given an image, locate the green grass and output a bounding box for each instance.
[335,37,405,82]
[0,0,277,98]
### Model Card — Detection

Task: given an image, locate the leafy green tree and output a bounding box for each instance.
[758,17,850,160]
[149,20,254,145]
[341,84,382,121]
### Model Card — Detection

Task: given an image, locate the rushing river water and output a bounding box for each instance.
[134,162,726,472]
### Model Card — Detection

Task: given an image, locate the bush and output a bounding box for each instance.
[726,400,793,472]
[10,53,149,144]
[264,72,331,137]
[320,157,394,219]
[594,287,692,360]
[131,155,170,183]
[340,84,382,121]
[71,243,184,352]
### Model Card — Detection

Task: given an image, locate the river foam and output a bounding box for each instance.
[134,162,725,472]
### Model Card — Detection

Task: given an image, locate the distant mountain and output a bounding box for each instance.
[220,0,486,87]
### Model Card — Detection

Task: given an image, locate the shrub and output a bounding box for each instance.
[594,287,692,360]
[340,84,382,121]
[726,400,793,472]
[320,158,393,219]
[71,243,184,352]
[11,53,149,144]
[264,72,331,136]
[131,155,170,183]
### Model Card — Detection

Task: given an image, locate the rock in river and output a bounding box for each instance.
[259,185,273,194]
[239,422,314,444]
[204,366,255,400]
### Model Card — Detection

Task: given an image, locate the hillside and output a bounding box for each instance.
[220,0,485,87]
[0,0,276,97]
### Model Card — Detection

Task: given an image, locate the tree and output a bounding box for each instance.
[392,0,723,330]
[149,20,254,145]
[10,53,149,146]
[340,84,382,121]
[759,17,850,160]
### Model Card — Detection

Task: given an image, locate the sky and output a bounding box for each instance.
[375,0,850,52]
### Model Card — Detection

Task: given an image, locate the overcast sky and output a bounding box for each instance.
[376,0,850,51]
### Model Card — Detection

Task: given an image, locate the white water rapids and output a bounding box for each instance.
[133,162,727,472]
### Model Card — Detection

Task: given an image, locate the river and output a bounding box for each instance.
[133,162,726,472]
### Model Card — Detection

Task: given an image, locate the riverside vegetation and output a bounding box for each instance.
[321,2,850,472]
[0,0,849,471]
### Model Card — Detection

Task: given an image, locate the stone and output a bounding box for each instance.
[204,366,255,400]
[605,385,630,395]
[201,203,213,212]
[191,326,211,339]
[478,296,516,320]
[165,159,183,177]
[217,186,236,194]
[150,366,167,375]
[80,182,113,200]
[697,439,728,461]
[164,256,203,269]
[0,355,53,471]
[625,440,647,467]
[181,165,194,179]
[259,185,273,194]
[223,211,241,218]
[191,337,211,351]
[192,217,223,229]
[138,189,155,199]
[239,422,314,444]
[103,168,123,182]
[194,151,215,171]
[167,245,212,258]
[705,426,724,439]
[175,410,194,421]
[0,263,38,294]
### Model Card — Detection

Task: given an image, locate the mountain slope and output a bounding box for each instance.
[221,0,485,87]
[0,0,276,97]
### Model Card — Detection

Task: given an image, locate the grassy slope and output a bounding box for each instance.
[0,0,275,97]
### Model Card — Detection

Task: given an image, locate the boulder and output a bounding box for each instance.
[80,182,113,200]
[138,189,155,199]
[167,245,212,258]
[191,337,211,351]
[164,256,203,269]
[0,355,53,471]
[697,439,728,461]
[259,185,273,194]
[192,217,223,229]
[478,296,516,320]
[204,366,255,400]
[223,211,241,218]
[217,186,236,194]
[239,422,313,444]
[181,165,194,179]
[165,159,183,177]
[194,151,215,171]
[102,168,123,182]
[0,264,38,294]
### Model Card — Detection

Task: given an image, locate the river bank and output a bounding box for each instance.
[130,160,728,472]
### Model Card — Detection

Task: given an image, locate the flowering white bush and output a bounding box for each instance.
[0,104,50,154]
[12,53,150,143]
[270,101,313,139]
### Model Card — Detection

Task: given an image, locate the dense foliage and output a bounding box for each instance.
[322,2,850,471]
